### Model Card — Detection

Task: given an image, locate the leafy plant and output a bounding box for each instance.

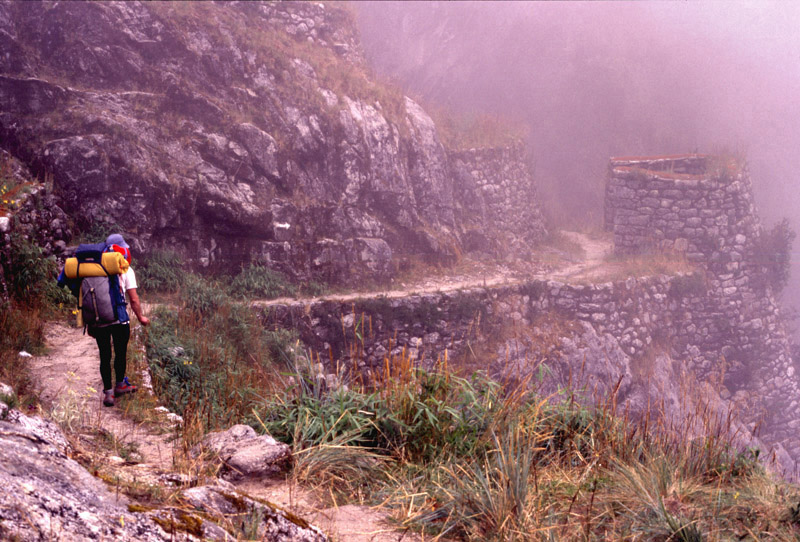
[750,218,795,294]
[228,263,296,300]
[8,233,72,308]
[136,249,184,293]
[144,274,294,433]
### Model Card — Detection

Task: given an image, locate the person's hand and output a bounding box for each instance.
[139,316,151,326]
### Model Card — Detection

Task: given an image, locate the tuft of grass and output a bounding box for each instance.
[596,250,695,282]
[426,104,528,151]
[137,249,184,294]
[249,350,800,541]
[228,263,296,300]
[49,372,97,432]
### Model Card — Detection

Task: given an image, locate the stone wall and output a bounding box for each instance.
[252,1,366,66]
[258,275,672,376]
[259,269,799,473]
[450,143,547,255]
[604,154,800,459]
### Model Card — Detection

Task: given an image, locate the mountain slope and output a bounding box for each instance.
[0,1,545,284]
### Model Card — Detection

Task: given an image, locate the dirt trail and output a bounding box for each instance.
[256,231,612,308]
[30,323,175,469]
[548,231,613,281]
[31,322,419,541]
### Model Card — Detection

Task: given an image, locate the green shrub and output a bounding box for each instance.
[144,276,294,432]
[669,272,707,299]
[751,218,795,294]
[257,365,503,463]
[228,263,296,300]
[181,274,227,316]
[8,233,71,308]
[137,249,183,293]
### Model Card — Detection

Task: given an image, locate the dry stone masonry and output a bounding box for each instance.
[261,153,800,476]
[604,154,800,463]
[260,277,672,376]
[451,143,547,255]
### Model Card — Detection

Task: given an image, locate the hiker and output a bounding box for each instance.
[90,234,149,406]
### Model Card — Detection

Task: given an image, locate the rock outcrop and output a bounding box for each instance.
[180,483,326,542]
[0,150,72,302]
[0,0,546,285]
[0,399,170,540]
[0,389,326,541]
[196,424,292,481]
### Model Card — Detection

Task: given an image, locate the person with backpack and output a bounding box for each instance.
[58,233,150,407]
[92,233,150,406]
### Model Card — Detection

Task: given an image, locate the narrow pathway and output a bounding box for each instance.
[548,231,613,281]
[30,323,175,469]
[255,231,613,308]
[31,322,421,541]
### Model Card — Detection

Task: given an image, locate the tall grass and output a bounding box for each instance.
[143,272,295,443]
[251,349,800,540]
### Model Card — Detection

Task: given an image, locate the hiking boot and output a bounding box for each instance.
[114,376,137,396]
[103,389,115,407]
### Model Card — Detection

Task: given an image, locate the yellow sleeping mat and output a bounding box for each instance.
[64,252,129,278]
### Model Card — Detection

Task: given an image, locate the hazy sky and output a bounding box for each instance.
[356,0,800,314]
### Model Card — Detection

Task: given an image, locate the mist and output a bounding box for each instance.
[355,1,800,321]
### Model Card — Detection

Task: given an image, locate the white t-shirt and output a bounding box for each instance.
[119,267,138,301]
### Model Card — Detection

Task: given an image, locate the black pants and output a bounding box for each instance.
[92,324,130,391]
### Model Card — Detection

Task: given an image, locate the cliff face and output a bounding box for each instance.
[0,1,545,284]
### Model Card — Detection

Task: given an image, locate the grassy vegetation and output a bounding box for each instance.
[594,250,695,282]
[250,354,800,540]
[137,249,323,299]
[134,248,799,539]
[142,264,297,443]
[426,105,529,151]
[0,233,72,401]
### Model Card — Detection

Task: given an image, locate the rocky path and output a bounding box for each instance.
[30,322,176,469]
[30,322,419,540]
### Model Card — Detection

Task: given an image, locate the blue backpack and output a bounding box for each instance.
[58,243,130,331]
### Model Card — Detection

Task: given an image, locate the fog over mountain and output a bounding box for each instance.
[355,0,800,320]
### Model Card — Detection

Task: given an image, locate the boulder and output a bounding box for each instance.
[197,424,291,480]
[0,409,174,540]
[181,484,327,542]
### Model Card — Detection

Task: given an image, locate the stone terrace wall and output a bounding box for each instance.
[260,268,800,468]
[604,154,800,456]
[259,275,672,376]
[450,143,547,254]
